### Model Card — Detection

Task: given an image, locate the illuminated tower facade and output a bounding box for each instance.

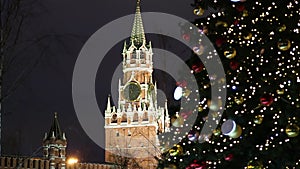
[104,0,170,168]
[42,113,67,169]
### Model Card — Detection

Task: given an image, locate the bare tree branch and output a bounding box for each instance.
[1,39,51,102]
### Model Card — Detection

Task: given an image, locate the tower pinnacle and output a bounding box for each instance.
[106,95,112,113]
[45,112,63,140]
[130,0,146,47]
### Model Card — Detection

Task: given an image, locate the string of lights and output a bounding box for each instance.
[158,0,300,168]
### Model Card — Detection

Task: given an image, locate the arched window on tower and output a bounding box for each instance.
[133,112,138,123]
[140,52,146,64]
[111,114,117,123]
[58,149,62,157]
[143,112,148,121]
[130,53,136,64]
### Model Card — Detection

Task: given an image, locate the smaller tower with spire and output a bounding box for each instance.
[43,112,67,169]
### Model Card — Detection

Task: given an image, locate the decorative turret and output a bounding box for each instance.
[164,100,170,132]
[105,96,112,125]
[105,95,112,113]
[43,112,67,169]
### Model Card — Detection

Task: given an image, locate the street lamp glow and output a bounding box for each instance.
[67,157,78,165]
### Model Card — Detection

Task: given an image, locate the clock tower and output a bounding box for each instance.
[104,0,170,168]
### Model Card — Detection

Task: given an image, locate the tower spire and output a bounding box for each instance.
[130,0,146,47]
[106,95,112,113]
[46,112,63,140]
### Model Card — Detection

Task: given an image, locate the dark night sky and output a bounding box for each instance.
[2,0,208,163]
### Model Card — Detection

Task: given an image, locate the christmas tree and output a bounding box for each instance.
[158,0,300,168]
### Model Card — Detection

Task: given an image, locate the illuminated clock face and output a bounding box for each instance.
[123,81,141,101]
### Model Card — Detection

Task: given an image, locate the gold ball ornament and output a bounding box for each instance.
[277,39,291,51]
[285,124,300,137]
[243,32,252,40]
[223,47,237,59]
[278,24,286,32]
[213,128,221,136]
[247,160,263,169]
[215,21,228,28]
[169,145,183,156]
[183,88,191,98]
[276,89,285,95]
[171,114,184,127]
[218,77,226,84]
[242,10,249,17]
[164,164,177,169]
[254,115,264,124]
[234,96,244,105]
[193,7,205,16]
[198,105,203,112]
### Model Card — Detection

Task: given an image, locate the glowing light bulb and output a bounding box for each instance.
[174,86,183,100]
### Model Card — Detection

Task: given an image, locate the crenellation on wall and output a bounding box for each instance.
[66,162,117,169]
[0,157,51,169]
[0,157,118,169]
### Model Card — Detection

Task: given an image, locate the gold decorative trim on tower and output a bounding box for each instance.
[130,0,146,47]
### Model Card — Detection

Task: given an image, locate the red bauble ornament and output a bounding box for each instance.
[176,80,187,87]
[224,154,234,161]
[192,63,204,73]
[189,160,201,168]
[260,94,274,106]
[182,33,190,41]
[186,160,207,169]
[215,37,225,47]
[199,161,208,169]
[236,5,245,12]
[181,111,193,119]
[234,20,239,26]
[229,60,239,70]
